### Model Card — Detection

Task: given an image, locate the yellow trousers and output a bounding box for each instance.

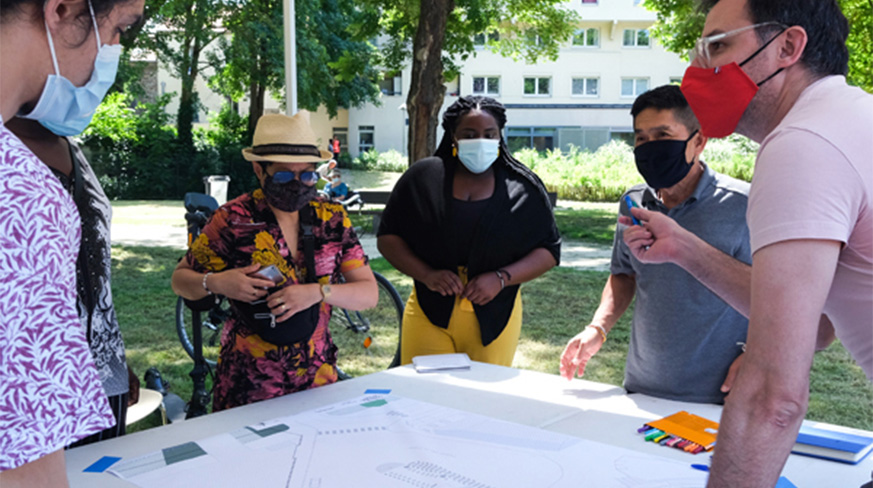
[400,268,523,366]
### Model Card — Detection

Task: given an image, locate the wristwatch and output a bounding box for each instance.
[320,284,332,301]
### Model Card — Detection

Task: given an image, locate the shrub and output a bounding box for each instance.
[515,136,758,202]
[351,148,408,172]
[200,105,257,199]
[81,92,181,199]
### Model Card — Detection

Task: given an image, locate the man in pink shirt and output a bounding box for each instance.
[621,0,872,486]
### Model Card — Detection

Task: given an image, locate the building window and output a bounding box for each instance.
[507,127,556,152]
[359,126,374,153]
[572,77,599,97]
[473,31,500,47]
[623,28,650,47]
[611,131,635,147]
[621,77,649,97]
[572,28,600,47]
[473,76,500,96]
[378,73,402,96]
[523,77,551,96]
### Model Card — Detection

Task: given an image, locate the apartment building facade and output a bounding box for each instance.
[149,0,690,158]
[312,0,689,158]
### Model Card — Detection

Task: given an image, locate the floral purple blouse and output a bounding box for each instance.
[185,189,367,410]
[0,122,113,471]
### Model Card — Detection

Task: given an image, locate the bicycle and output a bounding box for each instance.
[175,192,404,379]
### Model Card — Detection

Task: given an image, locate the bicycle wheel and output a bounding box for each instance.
[331,272,404,377]
[175,296,230,367]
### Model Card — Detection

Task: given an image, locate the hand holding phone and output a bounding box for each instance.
[252,264,286,286]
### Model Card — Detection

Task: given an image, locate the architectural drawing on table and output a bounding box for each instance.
[108,395,708,488]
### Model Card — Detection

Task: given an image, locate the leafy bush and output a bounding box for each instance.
[701,134,757,182]
[81,97,255,200]
[81,92,181,199]
[518,141,644,202]
[515,136,757,202]
[350,149,408,172]
[200,105,257,199]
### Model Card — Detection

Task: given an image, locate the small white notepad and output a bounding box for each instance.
[412,353,472,373]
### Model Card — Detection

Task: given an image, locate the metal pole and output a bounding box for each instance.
[283,0,297,115]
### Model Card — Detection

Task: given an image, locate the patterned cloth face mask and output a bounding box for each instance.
[262,169,318,212]
[20,0,122,136]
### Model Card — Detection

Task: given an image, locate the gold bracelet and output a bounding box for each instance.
[586,324,607,343]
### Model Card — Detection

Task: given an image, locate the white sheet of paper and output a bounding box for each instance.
[412,353,472,373]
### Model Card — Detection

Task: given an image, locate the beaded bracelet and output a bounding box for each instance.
[202,272,213,295]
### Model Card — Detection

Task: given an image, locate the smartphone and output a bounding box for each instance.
[252,265,286,286]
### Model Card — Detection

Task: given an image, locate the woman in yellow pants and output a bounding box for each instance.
[377,96,561,366]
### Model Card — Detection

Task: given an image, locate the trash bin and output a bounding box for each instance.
[203,175,231,205]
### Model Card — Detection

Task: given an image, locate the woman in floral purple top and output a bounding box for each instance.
[172,112,377,410]
[0,0,144,484]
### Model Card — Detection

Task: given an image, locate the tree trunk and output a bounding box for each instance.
[178,36,201,150]
[406,0,454,165]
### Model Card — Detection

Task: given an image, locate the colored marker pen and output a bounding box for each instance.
[623,195,641,225]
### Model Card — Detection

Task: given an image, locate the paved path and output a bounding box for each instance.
[111,224,612,272]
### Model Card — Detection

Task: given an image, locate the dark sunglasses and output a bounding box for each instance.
[270,170,319,186]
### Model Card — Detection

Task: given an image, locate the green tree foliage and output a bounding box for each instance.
[207,0,382,137]
[356,0,580,162]
[146,0,226,149]
[645,0,872,93]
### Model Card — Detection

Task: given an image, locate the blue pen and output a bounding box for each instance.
[624,195,641,225]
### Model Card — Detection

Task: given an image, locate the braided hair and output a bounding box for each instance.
[435,95,553,210]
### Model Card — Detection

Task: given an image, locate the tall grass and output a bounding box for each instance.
[515,135,758,202]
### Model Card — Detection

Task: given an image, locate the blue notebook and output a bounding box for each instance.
[792,422,873,464]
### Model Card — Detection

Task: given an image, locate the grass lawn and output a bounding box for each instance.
[113,245,872,433]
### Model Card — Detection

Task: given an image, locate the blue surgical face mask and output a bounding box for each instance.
[20,0,122,136]
[456,139,499,174]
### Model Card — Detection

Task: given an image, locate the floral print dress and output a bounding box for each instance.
[184,189,367,411]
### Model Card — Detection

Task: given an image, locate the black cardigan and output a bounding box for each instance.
[378,156,561,346]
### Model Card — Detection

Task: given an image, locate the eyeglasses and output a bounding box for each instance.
[270,170,320,186]
[689,21,787,69]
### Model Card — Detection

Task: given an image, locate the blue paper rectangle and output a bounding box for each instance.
[83,456,121,473]
[775,476,797,488]
[364,389,391,394]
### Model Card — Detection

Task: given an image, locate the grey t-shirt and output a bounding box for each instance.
[612,164,750,404]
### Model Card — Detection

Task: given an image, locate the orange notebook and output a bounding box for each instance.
[646,411,719,451]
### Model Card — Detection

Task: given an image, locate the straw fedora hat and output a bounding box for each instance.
[242,111,332,163]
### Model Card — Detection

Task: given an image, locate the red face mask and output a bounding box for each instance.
[680,63,759,138]
[680,28,786,138]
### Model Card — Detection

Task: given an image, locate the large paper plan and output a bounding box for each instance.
[108,394,708,487]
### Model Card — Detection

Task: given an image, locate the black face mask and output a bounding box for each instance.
[262,175,316,212]
[633,130,698,190]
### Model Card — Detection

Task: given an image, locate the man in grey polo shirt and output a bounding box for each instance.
[560,85,750,403]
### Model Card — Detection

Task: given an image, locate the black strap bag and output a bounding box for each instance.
[231,208,321,346]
